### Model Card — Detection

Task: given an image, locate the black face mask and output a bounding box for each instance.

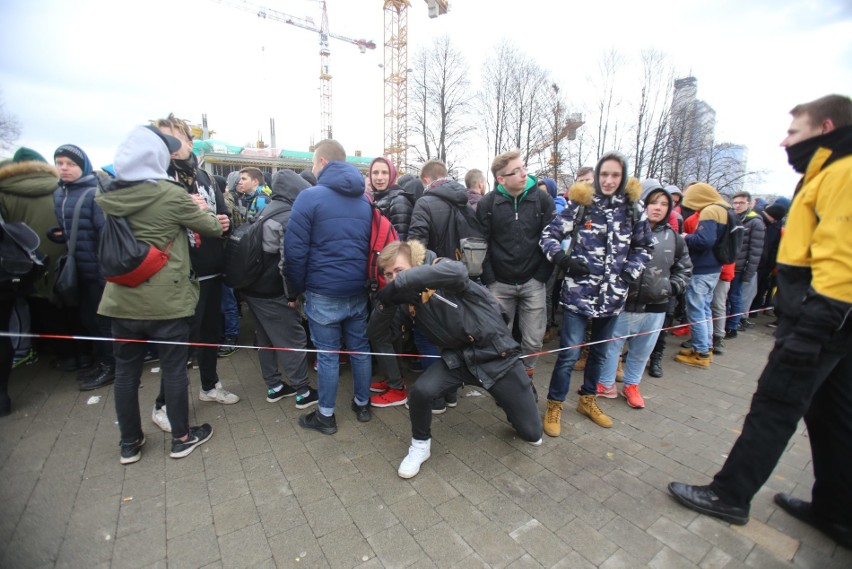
[785,126,849,174]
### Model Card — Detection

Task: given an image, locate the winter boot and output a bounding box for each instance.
[577,394,613,428]
[649,352,664,378]
[543,399,563,437]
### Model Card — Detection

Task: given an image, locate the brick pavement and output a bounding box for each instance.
[1,313,850,568]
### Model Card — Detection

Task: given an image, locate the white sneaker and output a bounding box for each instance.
[152,406,172,433]
[398,438,431,479]
[199,382,240,404]
[528,438,542,446]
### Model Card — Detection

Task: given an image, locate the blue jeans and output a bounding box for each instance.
[726,273,745,332]
[413,327,439,371]
[599,312,665,387]
[547,311,617,400]
[304,291,371,415]
[221,284,240,338]
[685,272,719,354]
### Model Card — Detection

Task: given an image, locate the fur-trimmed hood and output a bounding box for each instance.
[566,177,642,206]
[0,161,59,196]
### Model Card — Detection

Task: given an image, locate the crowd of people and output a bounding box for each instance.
[0,94,849,548]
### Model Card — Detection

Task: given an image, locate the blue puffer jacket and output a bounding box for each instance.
[284,161,372,298]
[54,174,104,282]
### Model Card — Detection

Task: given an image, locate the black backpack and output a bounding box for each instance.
[0,210,47,294]
[710,204,744,264]
[222,213,270,290]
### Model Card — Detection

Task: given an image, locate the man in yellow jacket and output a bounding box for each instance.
[669,94,852,550]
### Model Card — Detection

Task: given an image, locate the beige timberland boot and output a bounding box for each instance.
[543,399,563,437]
[577,394,613,428]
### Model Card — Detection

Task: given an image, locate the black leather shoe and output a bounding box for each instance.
[668,483,749,525]
[649,354,663,378]
[80,364,115,391]
[774,493,852,549]
[350,400,372,423]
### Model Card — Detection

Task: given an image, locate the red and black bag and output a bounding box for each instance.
[366,194,398,292]
[99,214,173,288]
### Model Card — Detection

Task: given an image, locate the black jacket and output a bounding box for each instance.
[408,178,482,259]
[735,210,765,281]
[368,253,520,389]
[624,220,692,313]
[373,185,414,241]
[178,167,231,278]
[476,181,555,285]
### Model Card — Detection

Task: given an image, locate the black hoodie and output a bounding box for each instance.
[408,177,482,259]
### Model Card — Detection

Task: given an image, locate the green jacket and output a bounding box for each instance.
[95,179,223,320]
[0,160,66,299]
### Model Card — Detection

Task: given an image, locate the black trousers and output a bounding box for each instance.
[113,317,192,441]
[157,278,222,408]
[710,317,852,524]
[0,298,14,407]
[79,279,114,365]
[408,357,542,442]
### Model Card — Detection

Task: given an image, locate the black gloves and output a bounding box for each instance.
[376,281,419,307]
[620,270,637,286]
[777,334,822,368]
[553,252,590,278]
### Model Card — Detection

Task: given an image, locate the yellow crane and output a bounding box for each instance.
[383,0,448,171]
[212,0,376,140]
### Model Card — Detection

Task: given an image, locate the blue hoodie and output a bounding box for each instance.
[540,178,565,213]
[284,161,372,297]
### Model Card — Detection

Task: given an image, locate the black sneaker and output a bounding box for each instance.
[80,364,115,391]
[724,329,738,340]
[299,410,337,435]
[408,359,424,374]
[767,320,778,328]
[143,351,159,364]
[266,383,297,403]
[217,336,239,358]
[170,424,213,458]
[431,399,447,415]
[445,391,458,408]
[351,399,372,422]
[294,387,319,410]
[120,436,146,465]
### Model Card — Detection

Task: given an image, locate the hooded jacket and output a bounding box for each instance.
[540,153,654,318]
[735,209,765,281]
[242,170,310,299]
[284,160,372,298]
[95,126,223,320]
[368,247,520,389]
[624,188,692,312]
[540,178,565,213]
[476,174,555,285]
[54,166,104,283]
[681,183,730,275]
[0,160,65,298]
[408,177,481,259]
[774,125,852,345]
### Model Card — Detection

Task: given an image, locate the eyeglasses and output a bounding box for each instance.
[499,166,527,178]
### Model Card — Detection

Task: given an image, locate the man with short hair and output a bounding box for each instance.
[725,191,764,337]
[540,152,653,434]
[236,167,272,223]
[285,139,373,434]
[574,167,594,184]
[477,150,555,386]
[669,94,852,549]
[463,168,486,210]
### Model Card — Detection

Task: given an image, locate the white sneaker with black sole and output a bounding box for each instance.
[170,424,213,459]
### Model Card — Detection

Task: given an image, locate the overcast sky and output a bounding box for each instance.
[2,0,850,196]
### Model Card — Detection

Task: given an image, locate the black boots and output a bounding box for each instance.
[649,352,663,378]
[79,363,115,391]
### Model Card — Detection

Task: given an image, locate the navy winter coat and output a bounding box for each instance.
[54,174,104,282]
[284,161,372,298]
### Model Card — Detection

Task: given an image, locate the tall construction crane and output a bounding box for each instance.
[383,0,448,171]
[212,0,376,140]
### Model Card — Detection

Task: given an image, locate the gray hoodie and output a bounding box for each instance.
[113,126,172,182]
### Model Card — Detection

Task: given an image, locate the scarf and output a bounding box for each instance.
[786,125,852,173]
[169,153,198,191]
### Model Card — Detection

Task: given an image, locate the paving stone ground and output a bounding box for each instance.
[1,312,850,568]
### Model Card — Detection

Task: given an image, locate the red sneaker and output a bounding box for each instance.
[671,325,690,337]
[370,379,389,393]
[622,384,645,408]
[597,383,617,398]
[371,388,408,408]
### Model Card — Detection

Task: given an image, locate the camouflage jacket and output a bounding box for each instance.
[540,179,654,318]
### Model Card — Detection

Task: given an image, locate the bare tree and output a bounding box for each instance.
[631,49,673,179]
[593,49,625,159]
[0,92,22,153]
[409,35,475,168]
[479,42,517,160]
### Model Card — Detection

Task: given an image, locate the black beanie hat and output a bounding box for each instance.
[764,204,788,220]
[54,144,89,173]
